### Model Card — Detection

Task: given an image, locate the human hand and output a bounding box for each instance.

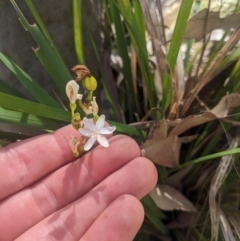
[0,125,157,241]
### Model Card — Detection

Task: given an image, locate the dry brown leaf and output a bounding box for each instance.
[211,93,240,117]
[171,93,240,136]
[184,9,240,41]
[141,93,240,167]
[141,136,181,167]
[142,118,168,147]
[71,65,91,81]
[149,184,198,212]
[169,113,215,137]
[141,131,197,167]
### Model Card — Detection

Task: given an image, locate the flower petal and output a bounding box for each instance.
[79,128,93,137]
[100,126,116,134]
[66,80,79,103]
[82,117,95,131]
[97,134,109,148]
[96,114,105,130]
[92,96,99,115]
[77,94,83,100]
[84,135,96,151]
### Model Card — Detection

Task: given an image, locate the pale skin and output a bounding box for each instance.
[0,125,157,241]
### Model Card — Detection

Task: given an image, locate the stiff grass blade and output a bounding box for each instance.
[0,53,61,108]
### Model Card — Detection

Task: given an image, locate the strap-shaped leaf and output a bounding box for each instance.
[0,92,70,122]
[72,0,85,64]
[113,0,157,108]
[0,79,25,98]
[0,53,61,108]
[10,0,72,95]
[0,107,65,130]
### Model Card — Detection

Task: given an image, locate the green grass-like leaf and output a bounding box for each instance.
[73,0,85,64]
[90,34,116,118]
[10,0,72,95]
[167,0,194,71]
[174,148,240,171]
[0,80,25,98]
[162,0,194,109]
[0,107,65,130]
[0,52,61,108]
[0,131,30,141]
[142,195,169,234]
[0,92,70,122]
[108,0,139,118]
[112,0,157,109]
[24,0,65,65]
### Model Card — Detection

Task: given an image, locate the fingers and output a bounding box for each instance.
[0,125,79,200]
[80,195,144,241]
[14,157,157,241]
[0,135,141,241]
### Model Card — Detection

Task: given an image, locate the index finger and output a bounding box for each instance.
[0,125,82,200]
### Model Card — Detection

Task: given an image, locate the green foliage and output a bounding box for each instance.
[11,0,72,95]
[2,0,240,240]
[112,0,158,109]
[72,0,85,63]
[0,53,60,108]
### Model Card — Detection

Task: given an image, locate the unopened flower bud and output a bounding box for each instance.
[92,97,99,116]
[85,76,97,91]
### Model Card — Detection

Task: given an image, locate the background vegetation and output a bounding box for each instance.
[1,0,240,240]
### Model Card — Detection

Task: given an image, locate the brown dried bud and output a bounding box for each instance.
[81,90,89,104]
[71,65,91,81]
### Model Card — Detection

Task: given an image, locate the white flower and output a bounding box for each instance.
[78,115,116,151]
[66,80,79,103]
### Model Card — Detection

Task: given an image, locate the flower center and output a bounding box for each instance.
[93,131,99,139]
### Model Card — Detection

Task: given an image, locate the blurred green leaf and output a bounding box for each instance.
[215,46,240,75]
[73,0,85,63]
[0,92,70,122]
[90,34,116,117]
[0,52,61,108]
[172,147,240,172]
[168,0,194,72]
[141,195,168,234]
[0,79,25,98]
[108,120,144,140]
[24,0,65,64]
[108,0,139,118]
[113,0,157,108]
[10,0,72,95]
[0,107,65,130]
[162,0,194,109]
[0,131,30,141]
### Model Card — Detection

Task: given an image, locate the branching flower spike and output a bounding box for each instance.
[66,65,116,156]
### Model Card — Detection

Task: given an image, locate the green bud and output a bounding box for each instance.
[85,76,97,91]
[93,114,99,123]
[70,103,77,113]
[73,151,79,157]
[71,112,81,130]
